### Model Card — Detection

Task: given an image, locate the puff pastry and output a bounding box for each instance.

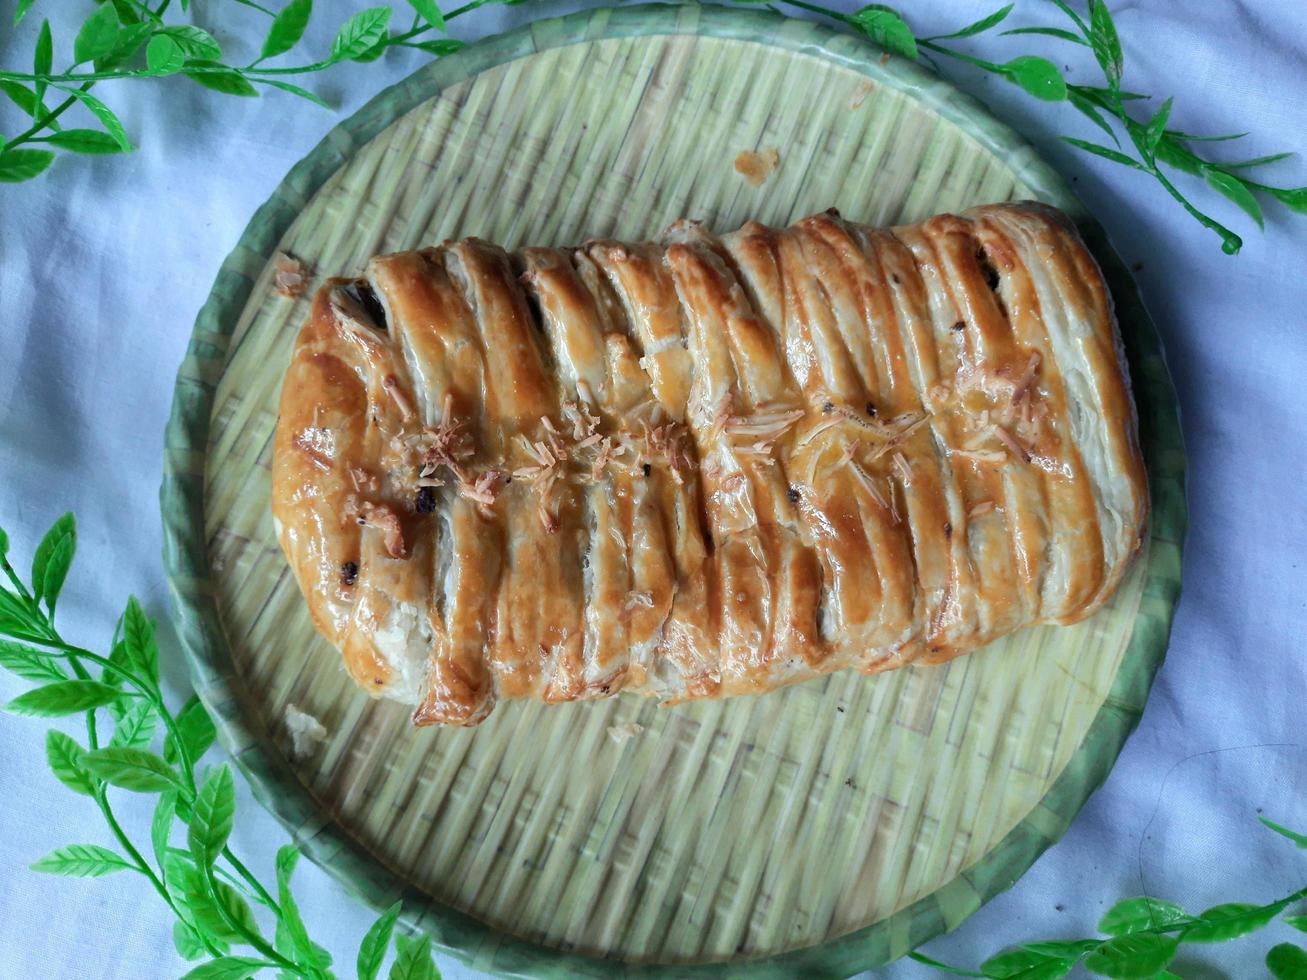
[271,203,1147,726]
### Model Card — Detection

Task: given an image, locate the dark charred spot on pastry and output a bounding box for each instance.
[414,486,437,514]
[822,401,835,414]
[786,486,800,504]
[340,561,359,587]
[951,321,966,332]
[891,273,901,285]
[976,247,1001,292]
[642,463,652,477]
[343,281,388,332]
[865,402,877,417]
[505,475,513,484]
[943,521,953,538]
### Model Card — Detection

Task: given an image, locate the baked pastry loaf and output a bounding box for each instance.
[271,203,1147,726]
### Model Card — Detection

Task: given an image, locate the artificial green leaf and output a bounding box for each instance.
[258,78,331,108]
[157,25,222,60]
[1022,941,1101,958]
[1082,933,1177,979]
[1152,137,1202,176]
[351,38,388,63]
[119,596,159,685]
[152,791,177,870]
[173,920,209,961]
[1049,0,1091,36]
[262,0,313,59]
[273,845,331,972]
[186,63,260,98]
[47,729,99,796]
[83,745,185,793]
[180,957,267,980]
[189,765,236,869]
[1204,169,1263,227]
[1181,902,1281,943]
[1087,0,1123,86]
[980,946,1076,979]
[6,679,123,717]
[0,527,8,556]
[0,639,66,683]
[31,512,75,611]
[357,901,403,980]
[1004,56,1066,102]
[14,0,37,26]
[30,843,133,877]
[405,0,447,32]
[849,5,917,60]
[61,88,132,151]
[1000,26,1088,46]
[410,38,464,56]
[30,19,53,119]
[73,3,121,65]
[1286,915,1307,934]
[94,22,153,71]
[1266,186,1307,214]
[44,129,128,154]
[1268,944,1307,980]
[111,699,158,748]
[331,7,393,61]
[146,34,186,75]
[1223,152,1295,171]
[1260,817,1307,848]
[166,695,218,767]
[389,933,437,980]
[1,79,38,117]
[930,4,1011,40]
[165,852,260,944]
[1068,89,1119,144]
[1143,97,1174,154]
[1062,137,1146,170]
[1098,897,1189,936]
[1168,130,1248,143]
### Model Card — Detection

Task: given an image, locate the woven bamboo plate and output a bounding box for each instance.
[161,5,1186,976]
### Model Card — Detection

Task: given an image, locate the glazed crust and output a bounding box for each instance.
[270,203,1148,726]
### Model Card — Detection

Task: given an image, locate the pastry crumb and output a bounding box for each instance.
[284,703,327,759]
[607,722,644,744]
[849,80,874,109]
[734,148,780,187]
[273,251,311,298]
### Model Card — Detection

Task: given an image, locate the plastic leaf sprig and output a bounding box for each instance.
[909,817,1307,978]
[0,513,438,979]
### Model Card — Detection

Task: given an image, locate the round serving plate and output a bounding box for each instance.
[161,5,1186,976]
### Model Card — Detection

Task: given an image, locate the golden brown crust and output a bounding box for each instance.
[270,203,1149,725]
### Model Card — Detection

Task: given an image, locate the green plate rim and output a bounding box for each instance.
[159,5,1187,976]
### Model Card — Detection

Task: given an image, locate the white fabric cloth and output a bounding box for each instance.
[2,1,1305,977]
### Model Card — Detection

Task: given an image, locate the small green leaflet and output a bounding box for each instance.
[147,35,186,76]
[6,679,123,717]
[30,512,75,612]
[173,921,209,962]
[1267,186,1307,214]
[111,699,158,748]
[1204,169,1263,228]
[928,4,1012,41]
[405,0,447,33]
[1068,89,1119,144]
[1286,915,1307,934]
[259,79,330,108]
[389,932,438,980]
[33,20,53,109]
[1143,97,1174,155]
[83,746,186,793]
[848,5,917,60]
[332,7,393,61]
[152,792,177,870]
[262,0,314,60]
[273,845,330,972]
[410,38,464,56]
[186,63,260,98]
[1004,56,1067,102]
[1063,137,1146,170]
[156,25,222,60]
[43,130,128,155]
[119,597,160,686]
[47,730,99,796]
[1181,901,1282,943]
[1098,897,1188,936]
[357,900,403,980]
[30,843,133,877]
[73,3,121,66]
[1082,933,1177,979]
[1268,944,1307,980]
[1087,0,1124,86]
[1,79,37,116]
[1001,26,1088,46]
[59,88,132,151]
[0,639,66,683]
[180,957,268,980]
[1223,152,1295,171]
[14,0,37,26]
[979,945,1077,979]
[189,765,236,869]
[164,852,260,945]
[94,22,153,72]
[166,695,218,767]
